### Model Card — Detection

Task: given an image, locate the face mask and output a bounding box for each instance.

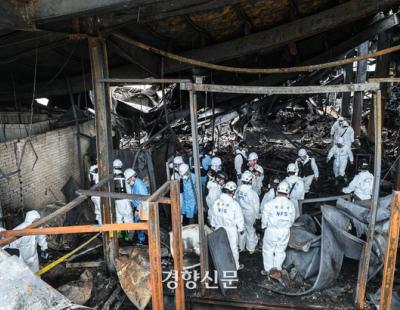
[182,174,189,180]
[249,162,256,168]
[127,178,135,186]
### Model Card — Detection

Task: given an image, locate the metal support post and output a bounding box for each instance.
[189,78,208,295]
[170,181,185,310]
[88,36,117,273]
[355,90,382,308]
[148,202,164,310]
[352,42,369,138]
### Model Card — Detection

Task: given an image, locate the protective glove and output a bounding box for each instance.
[40,250,49,260]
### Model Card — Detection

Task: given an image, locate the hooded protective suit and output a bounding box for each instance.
[330,117,343,139]
[327,143,353,177]
[206,180,221,222]
[234,149,247,184]
[9,211,48,272]
[249,165,264,195]
[181,173,198,219]
[235,184,260,252]
[336,121,354,148]
[343,170,374,200]
[283,175,305,219]
[88,164,101,224]
[211,193,245,270]
[295,156,319,193]
[261,196,296,272]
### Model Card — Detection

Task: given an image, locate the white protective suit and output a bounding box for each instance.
[283,175,305,219]
[330,119,342,140]
[206,181,222,223]
[249,165,264,195]
[261,196,296,272]
[211,193,245,270]
[115,199,133,224]
[88,165,101,224]
[234,150,247,184]
[343,170,374,200]
[261,188,276,214]
[295,156,319,192]
[337,122,355,148]
[9,211,48,272]
[327,144,353,177]
[235,184,260,252]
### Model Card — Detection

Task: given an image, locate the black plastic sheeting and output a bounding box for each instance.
[278,195,392,296]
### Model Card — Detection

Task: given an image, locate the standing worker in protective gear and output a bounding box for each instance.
[338,121,354,149]
[235,171,260,254]
[342,160,374,200]
[88,162,101,224]
[330,116,344,142]
[284,163,305,219]
[261,182,296,276]
[295,149,319,193]
[206,172,226,223]
[112,166,133,228]
[113,159,124,175]
[261,178,280,213]
[179,164,198,225]
[234,142,248,184]
[248,152,264,195]
[125,168,148,244]
[170,156,184,181]
[327,137,353,179]
[211,181,245,270]
[9,211,48,273]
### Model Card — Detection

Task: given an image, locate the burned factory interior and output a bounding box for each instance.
[1,1,400,310]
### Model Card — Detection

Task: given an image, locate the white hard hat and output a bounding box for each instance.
[178,163,189,176]
[124,168,136,180]
[113,159,123,168]
[277,181,290,194]
[25,210,41,224]
[336,137,344,144]
[173,156,184,165]
[211,157,222,166]
[298,148,307,157]
[241,171,253,183]
[248,152,258,161]
[223,181,237,192]
[287,163,297,173]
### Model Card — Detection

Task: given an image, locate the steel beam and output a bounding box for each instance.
[189,78,208,295]
[180,82,380,95]
[352,42,369,138]
[76,189,171,204]
[355,90,383,308]
[88,36,117,273]
[0,223,149,237]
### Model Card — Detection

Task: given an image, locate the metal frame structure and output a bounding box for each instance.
[178,80,397,309]
[0,179,185,310]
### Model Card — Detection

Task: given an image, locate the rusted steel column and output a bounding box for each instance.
[170,181,185,310]
[88,36,117,273]
[148,202,164,310]
[379,191,400,310]
[352,42,369,138]
[355,90,382,308]
[189,78,209,295]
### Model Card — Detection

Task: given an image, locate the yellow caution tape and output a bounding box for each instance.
[36,233,100,276]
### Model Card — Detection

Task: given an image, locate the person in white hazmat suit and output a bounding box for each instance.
[170,156,184,181]
[261,178,280,214]
[295,148,319,193]
[206,172,226,223]
[247,152,264,195]
[88,163,102,224]
[327,137,354,178]
[330,116,344,142]
[235,171,260,254]
[337,120,354,149]
[342,160,374,200]
[283,163,305,219]
[234,142,248,184]
[211,181,245,270]
[108,168,132,225]
[261,181,296,275]
[9,211,48,273]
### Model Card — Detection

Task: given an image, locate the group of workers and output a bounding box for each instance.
[0,116,374,280]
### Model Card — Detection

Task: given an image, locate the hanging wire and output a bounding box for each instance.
[45,42,78,86]
[28,44,39,137]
